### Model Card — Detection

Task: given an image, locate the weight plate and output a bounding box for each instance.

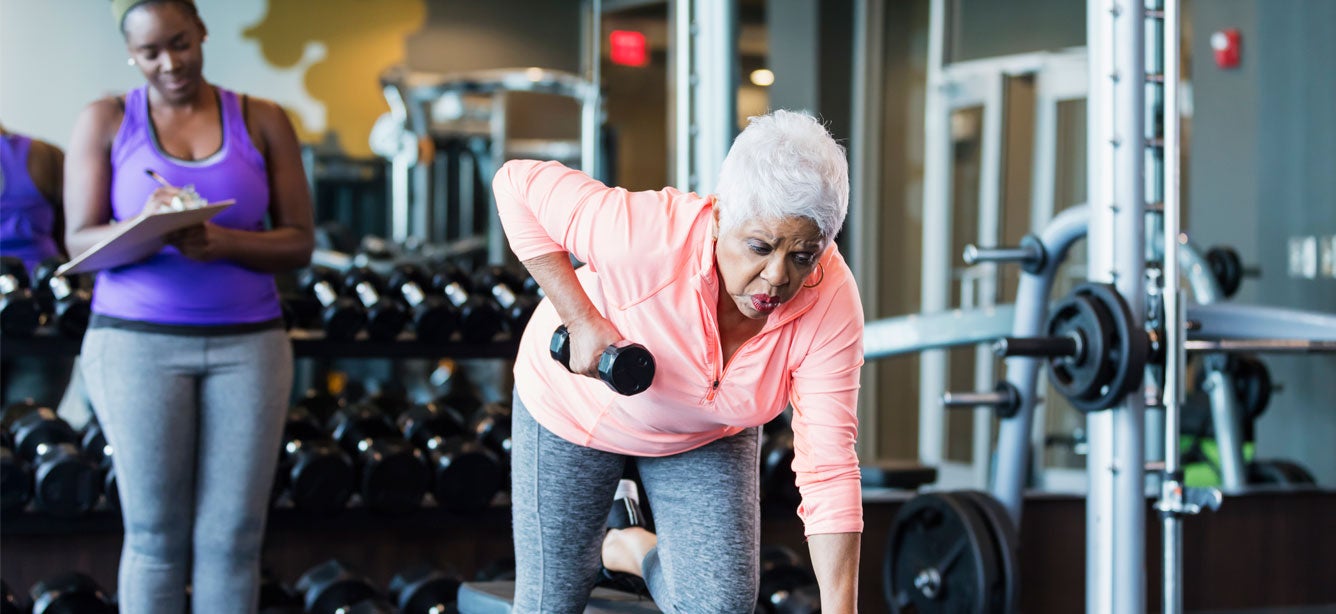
[953,491,1020,614]
[1231,355,1272,422]
[884,492,999,614]
[1046,293,1110,404]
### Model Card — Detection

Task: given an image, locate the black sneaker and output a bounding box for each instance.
[599,479,651,596]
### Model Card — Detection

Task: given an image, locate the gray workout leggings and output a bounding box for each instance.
[81,327,292,614]
[511,393,761,613]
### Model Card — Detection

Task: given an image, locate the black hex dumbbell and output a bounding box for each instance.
[759,417,799,504]
[398,403,505,511]
[80,419,119,511]
[298,267,366,341]
[341,267,409,342]
[1,423,32,513]
[0,256,42,338]
[473,264,540,335]
[550,325,656,396]
[28,572,116,614]
[3,402,99,516]
[277,406,355,514]
[431,263,504,344]
[32,257,92,340]
[328,404,430,513]
[387,263,459,344]
[469,402,513,464]
[389,564,463,614]
[295,560,395,614]
[756,545,821,614]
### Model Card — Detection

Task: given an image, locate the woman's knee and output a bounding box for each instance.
[124,520,191,563]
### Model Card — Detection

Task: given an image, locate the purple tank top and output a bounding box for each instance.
[0,133,61,273]
[95,85,280,325]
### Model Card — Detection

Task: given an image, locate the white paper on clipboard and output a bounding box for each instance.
[57,201,235,276]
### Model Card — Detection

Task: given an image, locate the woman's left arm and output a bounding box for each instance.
[808,532,861,612]
[169,99,313,271]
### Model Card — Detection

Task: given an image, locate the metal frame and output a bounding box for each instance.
[669,0,737,194]
[1086,1,1147,610]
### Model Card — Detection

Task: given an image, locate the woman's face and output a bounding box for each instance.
[715,213,826,320]
[123,3,207,103]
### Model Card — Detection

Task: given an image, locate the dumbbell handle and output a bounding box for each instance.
[352,280,385,308]
[440,281,470,309]
[992,335,1080,358]
[49,275,76,301]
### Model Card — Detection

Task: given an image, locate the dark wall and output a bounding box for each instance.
[1188,0,1336,484]
[951,0,1085,61]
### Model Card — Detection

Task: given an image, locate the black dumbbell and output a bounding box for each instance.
[293,388,343,424]
[389,564,463,614]
[342,267,409,342]
[2,579,25,614]
[756,545,821,614]
[759,417,799,504]
[398,403,505,511]
[298,267,366,341]
[329,403,430,513]
[473,264,540,335]
[28,572,116,614]
[32,258,92,340]
[550,325,656,396]
[469,402,513,463]
[295,560,394,614]
[0,256,42,338]
[259,569,304,614]
[4,403,99,516]
[277,406,356,513]
[79,419,119,511]
[521,273,543,297]
[387,263,459,344]
[474,557,517,582]
[430,263,504,343]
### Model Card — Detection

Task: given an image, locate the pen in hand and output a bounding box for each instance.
[145,168,174,189]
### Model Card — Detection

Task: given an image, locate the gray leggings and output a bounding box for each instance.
[511,393,761,613]
[82,327,292,614]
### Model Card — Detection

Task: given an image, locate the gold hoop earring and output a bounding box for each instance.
[802,263,825,288]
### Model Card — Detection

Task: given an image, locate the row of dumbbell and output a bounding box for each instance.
[0,256,91,340]
[0,560,469,614]
[290,262,541,343]
[0,394,512,518]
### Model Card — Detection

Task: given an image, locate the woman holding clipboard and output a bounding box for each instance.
[62,1,313,611]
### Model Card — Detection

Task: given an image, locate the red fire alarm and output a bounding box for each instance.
[1211,28,1241,69]
[609,30,648,67]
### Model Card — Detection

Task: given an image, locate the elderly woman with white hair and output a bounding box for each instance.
[494,109,863,613]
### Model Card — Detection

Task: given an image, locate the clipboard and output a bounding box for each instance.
[58,201,235,276]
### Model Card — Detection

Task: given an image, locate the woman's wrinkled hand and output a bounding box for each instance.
[166,223,231,262]
[565,314,624,379]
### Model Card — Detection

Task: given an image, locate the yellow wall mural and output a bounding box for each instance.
[243,0,427,157]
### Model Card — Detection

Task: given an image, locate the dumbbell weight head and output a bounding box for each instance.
[342,267,408,341]
[431,265,503,343]
[29,572,116,614]
[258,569,303,614]
[80,420,119,512]
[33,258,92,340]
[759,429,799,504]
[295,560,383,614]
[389,565,463,614]
[474,265,539,335]
[329,404,430,513]
[398,403,504,510]
[756,545,821,614]
[280,407,355,513]
[550,326,656,396]
[12,406,100,516]
[388,264,459,344]
[0,256,42,339]
[469,403,513,461]
[298,267,366,341]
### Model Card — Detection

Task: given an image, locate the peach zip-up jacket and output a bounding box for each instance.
[494,160,864,536]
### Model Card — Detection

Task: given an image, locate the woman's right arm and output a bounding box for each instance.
[64,99,130,257]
